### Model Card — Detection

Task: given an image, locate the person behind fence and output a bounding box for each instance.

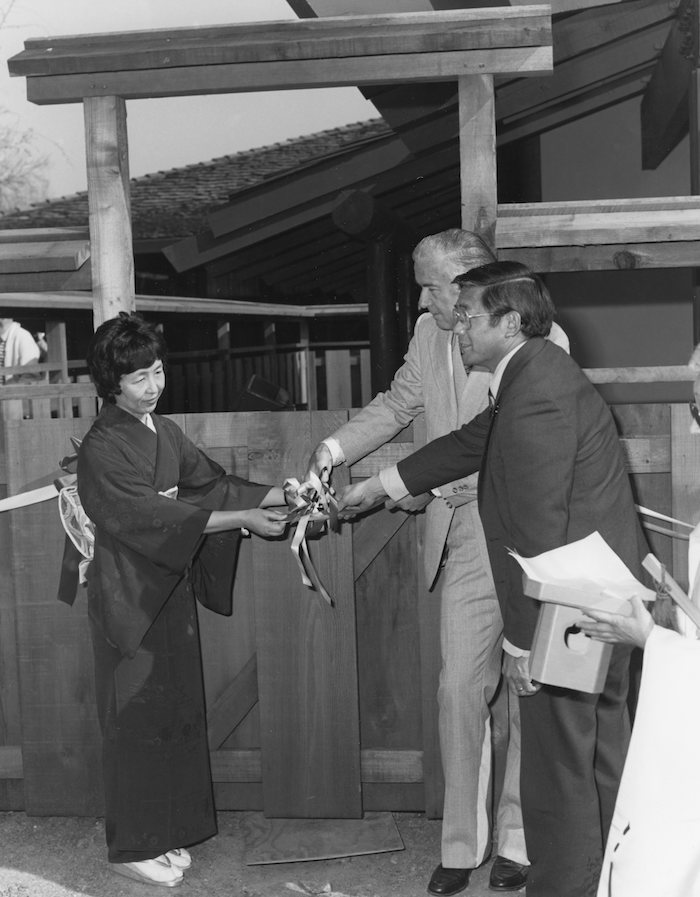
[0,315,40,383]
[77,312,289,888]
[337,261,647,897]
[0,315,41,420]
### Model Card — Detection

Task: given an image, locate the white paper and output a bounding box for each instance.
[508,531,656,610]
[682,522,700,637]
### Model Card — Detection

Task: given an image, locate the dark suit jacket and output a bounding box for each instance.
[397,337,645,650]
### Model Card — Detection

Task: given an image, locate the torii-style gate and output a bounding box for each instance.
[7,9,552,819]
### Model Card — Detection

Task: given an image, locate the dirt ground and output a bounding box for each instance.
[0,811,505,897]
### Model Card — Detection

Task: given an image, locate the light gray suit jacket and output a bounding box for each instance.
[330,312,490,589]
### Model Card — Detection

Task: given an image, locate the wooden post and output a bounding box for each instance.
[690,69,700,345]
[299,320,317,410]
[332,190,412,391]
[45,321,71,418]
[458,74,497,251]
[396,249,417,359]
[368,238,399,395]
[84,96,134,329]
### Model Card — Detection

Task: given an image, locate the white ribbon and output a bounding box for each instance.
[284,474,336,605]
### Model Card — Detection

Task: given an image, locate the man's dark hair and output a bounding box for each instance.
[454,261,554,338]
[86,311,167,403]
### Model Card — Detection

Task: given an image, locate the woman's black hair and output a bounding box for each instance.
[86,311,167,403]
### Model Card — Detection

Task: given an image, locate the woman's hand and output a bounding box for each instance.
[243,508,289,539]
[577,594,654,648]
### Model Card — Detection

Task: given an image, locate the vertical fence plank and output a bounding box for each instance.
[671,404,700,588]
[7,418,102,815]
[249,409,361,817]
[325,350,353,410]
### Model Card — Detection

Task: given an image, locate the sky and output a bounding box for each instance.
[0,0,377,200]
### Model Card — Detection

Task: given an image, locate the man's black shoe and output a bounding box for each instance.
[488,856,528,891]
[427,863,472,896]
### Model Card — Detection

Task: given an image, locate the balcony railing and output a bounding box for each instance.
[0,339,373,420]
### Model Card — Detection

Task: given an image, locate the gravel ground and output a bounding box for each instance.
[0,811,504,897]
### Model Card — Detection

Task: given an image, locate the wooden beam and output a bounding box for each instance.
[497,73,650,146]
[22,47,552,105]
[641,0,698,170]
[11,10,552,77]
[0,227,88,244]
[207,654,259,751]
[459,74,497,248]
[691,63,700,344]
[0,265,91,292]
[0,240,90,274]
[497,197,700,248]
[289,0,622,19]
[505,240,700,272]
[292,0,666,158]
[0,290,370,317]
[497,17,671,125]
[207,135,409,240]
[84,96,134,327]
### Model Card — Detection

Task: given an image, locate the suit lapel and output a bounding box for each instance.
[478,338,548,503]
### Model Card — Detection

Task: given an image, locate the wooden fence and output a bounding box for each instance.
[0,403,699,816]
[0,341,372,420]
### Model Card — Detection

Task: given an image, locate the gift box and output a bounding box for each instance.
[510,533,656,694]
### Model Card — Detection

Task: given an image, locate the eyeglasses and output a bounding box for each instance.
[452,305,493,329]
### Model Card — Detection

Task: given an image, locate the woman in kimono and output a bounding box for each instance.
[78,312,288,888]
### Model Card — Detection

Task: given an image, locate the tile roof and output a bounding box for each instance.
[0,117,389,242]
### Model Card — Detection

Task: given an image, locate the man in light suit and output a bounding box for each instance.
[340,261,643,897]
[306,231,531,896]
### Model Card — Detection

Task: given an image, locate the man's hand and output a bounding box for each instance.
[386,492,433,513]
[577,594,654,649]
[305,443,333,485]
[338,475,388,517]
[503,652,541,697]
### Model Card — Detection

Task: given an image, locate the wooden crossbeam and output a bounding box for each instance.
[22,48,553,106]
[207,654,259,751]
[0,227,88,244]
[207,135,409,240]
[0,266,91,292]
[641,0,698,170]
[497,197,700,248]
[11,10,551,76]
[497,17,671,125]
[0,290,370,317]
[9,9,552,105]
[165,142,459,272]
[0,240,90,274]
[506,240,700,272]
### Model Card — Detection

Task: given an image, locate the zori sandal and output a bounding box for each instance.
[166,848,192,870]
[111,855,184,887]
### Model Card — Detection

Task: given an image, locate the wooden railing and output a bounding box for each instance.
[0,340,373,419]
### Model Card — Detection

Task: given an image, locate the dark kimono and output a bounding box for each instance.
[77,403,269,863]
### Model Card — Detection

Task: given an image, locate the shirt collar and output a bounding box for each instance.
[490,340,527,397]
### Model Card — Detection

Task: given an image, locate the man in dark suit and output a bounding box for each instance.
[339,261,644,897]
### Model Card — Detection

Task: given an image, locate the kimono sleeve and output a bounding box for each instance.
[78,429,210,574]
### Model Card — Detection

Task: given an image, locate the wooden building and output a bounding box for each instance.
[1,0,700,819]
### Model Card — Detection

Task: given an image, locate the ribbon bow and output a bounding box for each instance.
[284,473,339,605]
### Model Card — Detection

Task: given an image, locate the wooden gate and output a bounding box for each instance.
[0,405,697,817]
[0,410,433,817]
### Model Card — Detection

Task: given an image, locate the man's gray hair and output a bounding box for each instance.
[412,229,495,271]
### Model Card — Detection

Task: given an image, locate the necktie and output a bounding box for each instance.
[488,388,496,414]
